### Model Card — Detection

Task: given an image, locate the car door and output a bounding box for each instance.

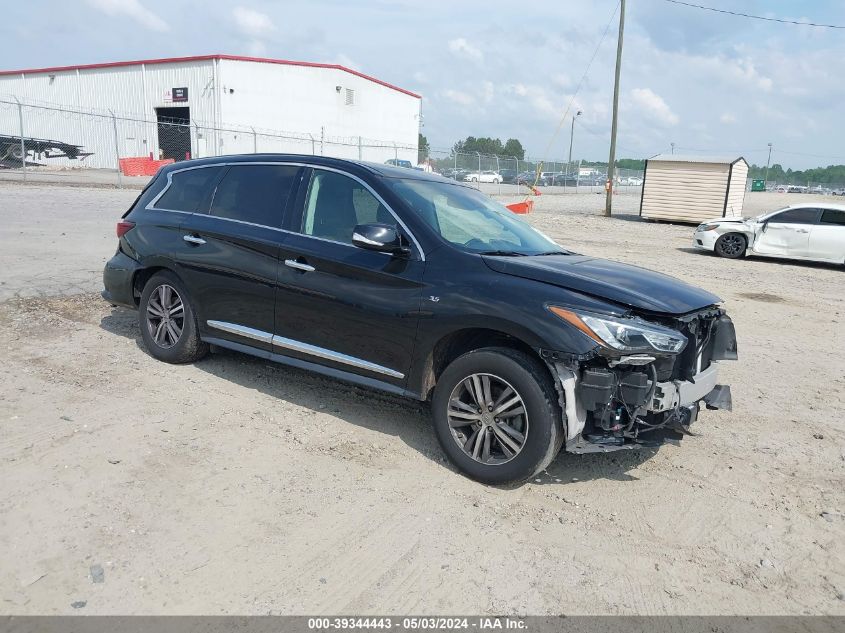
[171,163,303,351]
[752,207,820,258]
[274,167,425,387]
[808,208,845,262]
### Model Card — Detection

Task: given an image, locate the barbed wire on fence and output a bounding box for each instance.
[0,96,417,177]
[0,94,654,192]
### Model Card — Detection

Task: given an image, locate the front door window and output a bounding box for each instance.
[301,170,394,244]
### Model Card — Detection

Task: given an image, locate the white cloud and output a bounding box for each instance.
[412,71,429,84]
[86,0,168,32]
[233,6,276,37]
[481,81,494,104]
[719,113,736,124]
[447,38,483,61]
[247,40,267,57]
[551,74,572,90]
[333,54,360,71]
[502,83,561,120]
[630,88,679,126]
[504,83,528,97]
[442,89,474,106]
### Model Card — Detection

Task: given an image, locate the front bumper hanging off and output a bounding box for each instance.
[549,311,737,454]
[556,362,732,454]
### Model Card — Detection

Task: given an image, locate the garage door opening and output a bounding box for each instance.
[155,106,191,162]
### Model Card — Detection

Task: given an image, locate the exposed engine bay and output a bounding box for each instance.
[547,308,738,453]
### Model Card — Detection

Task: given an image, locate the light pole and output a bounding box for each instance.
[568,110,582,178]
[765,142,773,184]
[671,142,675,155]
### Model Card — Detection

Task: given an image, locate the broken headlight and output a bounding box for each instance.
[549,307,688,354]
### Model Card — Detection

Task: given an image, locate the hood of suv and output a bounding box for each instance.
[483,254,721,315]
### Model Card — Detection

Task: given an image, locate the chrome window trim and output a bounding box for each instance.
[302,165,425,261]
[206,320,405,380]
[144,160,425,261]
[146,162,232,212]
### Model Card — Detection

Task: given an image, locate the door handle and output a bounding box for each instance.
[183,234,207,245]
[795,228,809,233]
[285,259,316,273]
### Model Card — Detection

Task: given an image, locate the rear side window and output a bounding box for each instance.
[770,207,820,224]
[820,209,845,226]
[209,165,299,228]
[154,167,223,212]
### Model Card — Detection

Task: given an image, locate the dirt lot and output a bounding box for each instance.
[0,183,843,615]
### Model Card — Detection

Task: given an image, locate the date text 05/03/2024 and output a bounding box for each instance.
[307,617,527,630]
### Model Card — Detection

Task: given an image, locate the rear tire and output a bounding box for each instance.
[432,347,564,485]
[714,233,747,259]
[139,271,208,364]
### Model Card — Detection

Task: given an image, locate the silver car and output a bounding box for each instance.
[693,203,845,264]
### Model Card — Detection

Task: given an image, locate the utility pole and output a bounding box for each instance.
[568,110,582,178]
[765,142,773,184]
[604,0,625,217]
[671,142,675,155]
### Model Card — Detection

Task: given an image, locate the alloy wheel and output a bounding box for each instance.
[447,373,529,465]
[145,283,185,349]
[719,234,745,256]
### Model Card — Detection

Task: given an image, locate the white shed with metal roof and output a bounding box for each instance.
[639,155,749,224]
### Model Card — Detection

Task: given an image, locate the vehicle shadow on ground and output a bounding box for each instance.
[100,307,659,486]
[677,246,844,270]
[537,445,660,485]
[100,307,443,470]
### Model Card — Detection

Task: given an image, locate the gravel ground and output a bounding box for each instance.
[0,183,843,615]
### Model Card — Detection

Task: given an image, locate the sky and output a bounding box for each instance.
[3,0,844,169]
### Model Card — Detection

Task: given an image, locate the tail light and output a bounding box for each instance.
[116,220,135,238]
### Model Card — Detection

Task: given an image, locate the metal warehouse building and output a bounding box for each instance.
[0,55,421,169]
[639,155,749,224]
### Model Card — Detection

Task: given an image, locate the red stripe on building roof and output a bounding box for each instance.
[0,54,422,99]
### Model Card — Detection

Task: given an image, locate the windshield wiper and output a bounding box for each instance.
[532,250,570,256]
[477,250,527,256]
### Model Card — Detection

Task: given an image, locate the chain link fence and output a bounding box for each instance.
[0,97,416,186]
[425,148,644,196]
[0,96,649,194]
[755,181,845,195]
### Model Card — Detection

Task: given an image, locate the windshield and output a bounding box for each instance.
[389,179,564,255]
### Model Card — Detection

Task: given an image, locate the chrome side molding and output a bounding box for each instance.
[206,320,404,379]
[206,320,273,345]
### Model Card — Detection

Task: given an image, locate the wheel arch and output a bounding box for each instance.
[132,264,180,306]
[413,326,552,401]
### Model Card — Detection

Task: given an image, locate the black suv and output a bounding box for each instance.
[104,155,737,484]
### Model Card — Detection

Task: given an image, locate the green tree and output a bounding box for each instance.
[502,138,525,160]
[747,162,845,185]
[417,133,430,164]
[452,136,514,156]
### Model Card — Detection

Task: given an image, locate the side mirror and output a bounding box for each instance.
[352,223,410,256]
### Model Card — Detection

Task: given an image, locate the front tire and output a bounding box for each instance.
[432,347,564,485]
[714,233,747,259]
[139,271,208,364]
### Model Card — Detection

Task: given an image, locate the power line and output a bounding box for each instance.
[662,0,845,29]
[540,0,621,162]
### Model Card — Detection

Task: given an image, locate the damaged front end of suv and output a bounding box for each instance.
[543,305,738,453]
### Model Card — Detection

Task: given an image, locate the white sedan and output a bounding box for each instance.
[693,203,845,264]
[463,170,503,184]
